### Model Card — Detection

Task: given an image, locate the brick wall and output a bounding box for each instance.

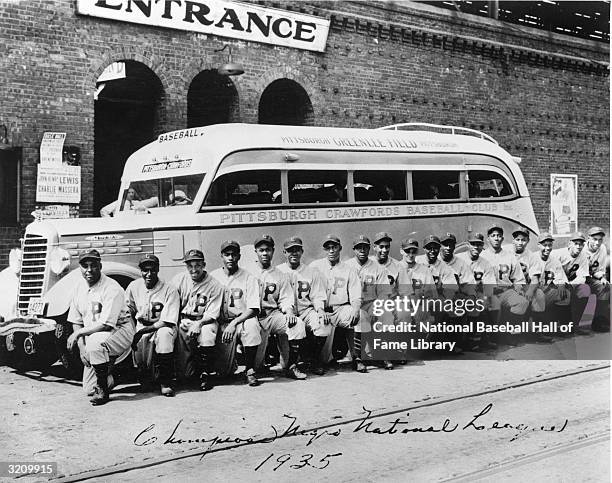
[0,0,608,268]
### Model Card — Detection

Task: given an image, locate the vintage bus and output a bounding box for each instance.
[0,123,538,369]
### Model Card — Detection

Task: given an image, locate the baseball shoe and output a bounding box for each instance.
[199,373,214,391]
[286,364,307,380]
[90,386,109,406]
[383,360,394,370]
[160,384,175,397]
[86,375,115,397]
[311,363,326,376]
[354,360,368,373]
[245,369,260,387]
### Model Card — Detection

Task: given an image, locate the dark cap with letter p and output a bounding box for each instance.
[220,240,240,253]
[138,253,159,268]
[352,235,371,248]
[254,234,274,248]
[184,249,205,263]
[401,238,419,250]
[423,235,441,247]
[283,236,303,250]
[322,234,341,247]
[79,249,101,264]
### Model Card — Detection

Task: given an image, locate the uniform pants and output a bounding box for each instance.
[175,318,218,380]
[133,326,176,378]
[321,305,357,363]
[490,288,529,315]
[215,317,262,377]
[81,323,134,394]
[254,310,306,369]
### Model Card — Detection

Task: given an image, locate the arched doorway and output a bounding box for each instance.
[258,79,314,126]
[94,60,163,215]
[187,70,238,128]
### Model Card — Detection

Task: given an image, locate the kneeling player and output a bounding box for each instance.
[127,254,180,396]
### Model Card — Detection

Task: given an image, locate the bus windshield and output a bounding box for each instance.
[119,173,204,212]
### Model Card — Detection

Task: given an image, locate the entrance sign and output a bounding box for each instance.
[36,165,81,203]
[550,173,578,235]
[39,132,66,165]
[76,0,330,52]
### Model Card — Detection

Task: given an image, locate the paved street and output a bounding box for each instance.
[1,333,609,482]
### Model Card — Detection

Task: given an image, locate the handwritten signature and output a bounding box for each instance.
[133,402,569,469]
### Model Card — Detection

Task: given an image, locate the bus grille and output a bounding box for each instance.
[17,234,48,315]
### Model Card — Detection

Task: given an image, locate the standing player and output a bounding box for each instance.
[345,235,393,371]
[415,235,458,303]
[310,235,362,371]
[171,249,224,391]
[250,235,307,380]
[66,249,134,406]
[277,236,331,376]
[126,254,179,397]
[551,232,591,332]
[480,226,529,329]
[584,227,610,332]
[211,241,262,386]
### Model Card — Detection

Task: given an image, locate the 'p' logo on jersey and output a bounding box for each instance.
[331,277,345,294]
[90,301,102,322]
[151,301,164,320]
[263,282,277,302]
[229,288,244,307]
[297,280,311,300]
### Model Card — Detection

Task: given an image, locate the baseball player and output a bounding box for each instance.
[211,240,262,386]
[530,233,570,338]
[309,234,362,371]
[480,226,529,331]
[457,233,498,349]
[511,228,547,333]
[371,231,402,288]
[550,231,591,332]
[66,249,134,406]
[415,235,459,302]
[250,235,307,380]
[584,226,610,332]
[345,235,393,371]
[126,254,180,397]
[171,249,224,391]
[277,236,331,376]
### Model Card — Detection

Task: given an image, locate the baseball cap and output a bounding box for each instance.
[283,236,303,250]
[184,249,205,263]
[322,234,341,247]
[440,233,456,244]
[538,232,554,244]
[487,225,504,236]
[373,231,392,244]
[220,240,240,253]
[587,226,605,237]
[401,238,419,250]
[254,234,274,248]
[468,233,485,244]
[138,253,159,268]
[512,228,530,238]
[79,249,101,264]
[570,231,586,242]
[353,235,371,248]
[423,235,441,247]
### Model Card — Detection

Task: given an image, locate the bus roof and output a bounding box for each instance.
[122,123,521,182]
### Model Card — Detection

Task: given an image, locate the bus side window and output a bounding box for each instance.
[468,170,514,198]
[288,170,348,204]
[353,170,406,201]
[412,171,460,200]
[203,170,280,207]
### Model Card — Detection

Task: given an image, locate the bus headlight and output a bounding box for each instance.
[49,247,71,276]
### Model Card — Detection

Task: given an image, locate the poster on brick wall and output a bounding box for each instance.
[36,165,81,203]
[39,132,66,165]
[550,173,578,235]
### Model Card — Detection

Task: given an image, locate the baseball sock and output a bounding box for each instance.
[244,345,258,372]
[93,362,110,393]
[288,340,301,367]
[155,353,174,386]
[313,336,326,363]
[353,332,362,361]
[198,346,216,375]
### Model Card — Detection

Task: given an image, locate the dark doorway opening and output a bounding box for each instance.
[187,70,238,128]
[94,60,163,215]
[258,79,314,126]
